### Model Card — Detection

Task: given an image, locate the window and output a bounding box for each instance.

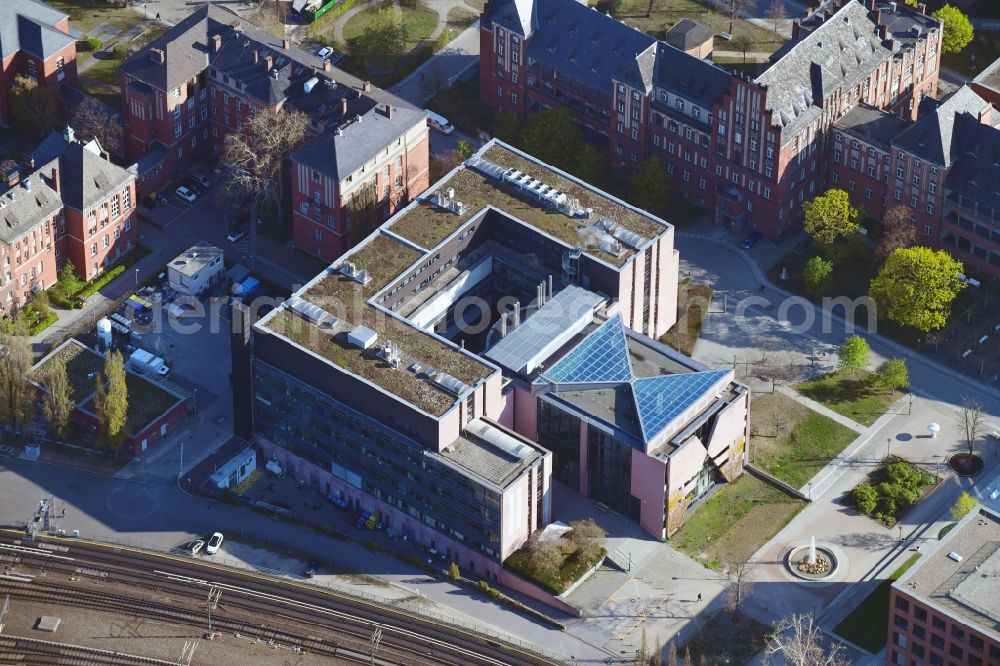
[56,56,65,80]
[911,194,918,208]
[913,625,926,639]
[511,71,518,84]
[950,626,965,641]
[948,644,962,659]
[865,187,872,200]
[631,128,638,140]
[693,107,700,119]
[512,93,518,104]
[27,60,37,79]
[931,616,946,630]
[174,122,182,138]
[832,172,840,184]
[122,188,131,210]
[969,635,983,651]
[314,228,322,241]
[763,187,771,200]
[497,86,502,97]
[676,99,685,111]
[90,244,97,257]
[930,634,944,649]
[895,597,910,611]
[111,196,120,217]
[102,235,109,249]
[114,227,121,240]
[177,146,183,159]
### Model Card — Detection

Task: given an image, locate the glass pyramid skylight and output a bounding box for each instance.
[632,370,730,442]
[542,316,633,384]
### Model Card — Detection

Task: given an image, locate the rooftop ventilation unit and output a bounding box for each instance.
[612,227,646,249]
[467,157,579,215]
[304,76,320,93]
[466,419,533,460]
[347,325,378,349]
[432,189,466,215]
[288,296,336,326]
[379,340,401,368]
[338,261,372,285]
[433,372,470,396]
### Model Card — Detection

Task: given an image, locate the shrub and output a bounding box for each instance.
[852,483,878,515]
[113,44,130,60]
[448,561,460,579]
[477,580,489,592]
[595,0,622,14]
[79,36,102,52]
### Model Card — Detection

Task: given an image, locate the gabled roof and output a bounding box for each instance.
[482,0,538,37]
[664,18,715,51]
[942,114,1000,211]
[0,0,73,60]
[291,104,425,181]
[651,41,732,108]
[0,171,61,245]
[892,86,992,166]
[537,315,733,446]
[30,130,136,211]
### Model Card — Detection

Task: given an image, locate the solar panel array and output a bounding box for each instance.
[542,317,632,384]
[632,370,730,442]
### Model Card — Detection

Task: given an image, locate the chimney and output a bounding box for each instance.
[876,23,886,40]
[264,55,273,71]
[867,0,875,9]
[50,167,60,193]
[150,48,165,64]
[875,9,882,26]
[230,20,241,31]
[253,49,259,64]
[363,80,371,92]
[385,104,394,118]
[792,19,801,40]
[917,2,926,14]
[211,34,222,52]
[340,97,348,117]
[282,38,290,49]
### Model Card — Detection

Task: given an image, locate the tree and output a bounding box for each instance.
[950,491,979,521]
[731,33,754,65]
[521,108,583,174]
[767,0,787,42]
[874,358,908,395]
[71,96,123,156]
[802,189,859,255]
[726,559,756,612]
[802,255,833,296]
[714,0,753,35]
[875,206,917,262]
[868,247,965,332]
[40,354,73,438]
[572,142,603,186]
[0,321,33,432]
[525,531,564,581]
[448,561,460,579]
[221,108,308,227]
[456,139,474,161]
[837,334,869,376]
[567,518,606,562]
[763,612,850,666]
[346,181,380,247]
[958,396,986,460]
[631,157,672,217]
[30,290,50,321]
[93,349,129,451]
[348,8,407,70]
[10,75,61,140]
[666,640,677,666]
[932,5,974,54]
[492,111,521,145]
[852,483,879,515]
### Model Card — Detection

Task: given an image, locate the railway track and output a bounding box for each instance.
[0,532,563,666]
[0,635,181,666]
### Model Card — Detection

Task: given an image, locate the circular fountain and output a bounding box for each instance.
[784,536,839,581]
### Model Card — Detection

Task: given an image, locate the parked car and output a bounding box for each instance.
[189,172,212,189]
[326,491,349,510]
[317,46,334,60]
[355,510,371,529]
[227,230,244,243]
[426,110,455,135]
[740,231,762,250]
[188,539,205,555]
[327,50,346,65]
[0,445,16,456]
[182,179,204,196]
[205,532,224,554]
[176,185,197,203]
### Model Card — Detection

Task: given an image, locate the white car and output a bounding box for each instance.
[205,532,224,554]
[317,46,334,60]
[176,185,197,203]
[227,230,244,243]
[188,539,205,555]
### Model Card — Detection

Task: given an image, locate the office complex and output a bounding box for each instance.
[0,0,77,125]
[888,506,1000,665]
[119,4,429,254]
[233,140,749,578]
[479,0,941,238]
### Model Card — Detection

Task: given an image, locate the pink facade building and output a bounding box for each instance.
[888,506,1000,666]
[233,141,750,579]
[479,0,941,237]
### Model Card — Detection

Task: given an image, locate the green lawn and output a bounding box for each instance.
[942,30,1000,78]
[833,553,921,652]
[446,7,479,32]
[672,474,805,570]
[614,0,784,53]
[751,392,859,489]
[659,278,713,356]
[795,369,898,427]
[504,545,606,595]
[342,2,439,52]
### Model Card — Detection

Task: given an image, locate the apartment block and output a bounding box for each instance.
[119,4,428,262]
[0,0,77,125]
[233,140,749,578]
[479,0,941,236]
[888,506,1000,666]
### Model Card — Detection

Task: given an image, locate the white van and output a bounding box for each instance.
[425,110,454,135]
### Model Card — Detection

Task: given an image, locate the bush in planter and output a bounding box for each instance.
[852,483,878,515]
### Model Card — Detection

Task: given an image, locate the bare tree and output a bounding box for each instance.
[221,108,308,226]
[764,612,850,666]
[567,518,607,561]
[875,205,917,262]
[71,96,123,156]
[525,531,563,581]
[959,396,986,459]
[725,558,756,612]
[0,319,34,433]
[771,409,790,438]
[666,639,677,666]
[715,0,753,35]
[766,0,787,42]
[731,33,754,65]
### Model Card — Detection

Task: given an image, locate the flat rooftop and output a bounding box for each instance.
[169,243,223,278]
[974,56,1000,96]
[257,139,672,418]
[896,506,1000,638]
[430,419,542,489]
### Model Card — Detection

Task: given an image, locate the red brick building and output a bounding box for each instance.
[0,0,77,125]
[118,3,430,263]
[479,0,942,237]
[887,505,1000,666]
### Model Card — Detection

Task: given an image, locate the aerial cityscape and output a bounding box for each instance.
[0,0,997,664]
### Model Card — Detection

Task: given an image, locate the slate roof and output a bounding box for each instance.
[942,114,1000,212]
[292,104,426,181]
[651,41,732,108]
[833,104,908,148]
[0,171,61,244]
[482,0,538,37]
[892,86,992,166]
[0,0,74,60]
[756,0,890,136]
[664,18,715,51]
[29,130,136,211]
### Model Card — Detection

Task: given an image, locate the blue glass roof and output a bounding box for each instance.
[543,316,633,384]
[632,370,730,442]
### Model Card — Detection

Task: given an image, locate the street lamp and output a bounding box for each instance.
[887,437,892,460]
[898,525,903,543]
[807,481,812,501]
[134,268,139,286]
